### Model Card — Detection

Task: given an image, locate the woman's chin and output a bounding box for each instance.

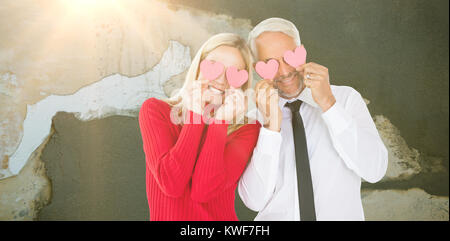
[209,101,223,107]
[203,99,221,108]
[204,94,224,107]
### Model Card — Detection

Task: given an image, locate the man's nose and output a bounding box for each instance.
[278,61,293,77]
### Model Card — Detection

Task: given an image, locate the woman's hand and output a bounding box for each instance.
[214,88,247,123]
[182,79,208,115]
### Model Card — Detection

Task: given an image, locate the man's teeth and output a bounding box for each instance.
[209,86,224,94]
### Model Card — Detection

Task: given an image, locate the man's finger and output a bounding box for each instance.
[296,64,305,74]
[304,78,313,88]
[308,62,328,72]
[304,73,322,81]
[255,80,264,90]
[299,62,326,72]
[256,82,269,100]
[305,63,328,75]
[255,81,266,102]
[304,77,321,88]
[303,65,326,76]
[255,79,270,89]
[265,84,272,115]
[257,88,268,114]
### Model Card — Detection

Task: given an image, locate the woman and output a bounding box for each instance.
[138,33,261,220]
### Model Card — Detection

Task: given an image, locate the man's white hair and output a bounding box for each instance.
[247,17,301,61]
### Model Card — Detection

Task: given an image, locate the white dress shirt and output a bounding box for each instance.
[239,85,388,221]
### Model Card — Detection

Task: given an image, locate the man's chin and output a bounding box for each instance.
[278,86,303,99]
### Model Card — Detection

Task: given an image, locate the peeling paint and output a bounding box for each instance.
[5,40,191,178]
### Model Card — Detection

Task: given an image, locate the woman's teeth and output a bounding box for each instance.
[209,86,224,94]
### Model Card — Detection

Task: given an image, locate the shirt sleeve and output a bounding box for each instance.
[139,98,205,198]
[238,126,282,211]
[190,121,261,203]
[321,89,388,183]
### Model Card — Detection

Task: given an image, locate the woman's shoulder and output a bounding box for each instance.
[141,97,173,113]
[229,120,262,138]
[141,97,170,109]
[139,97,172,120]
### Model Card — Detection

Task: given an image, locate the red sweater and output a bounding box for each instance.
[138,98,261,221]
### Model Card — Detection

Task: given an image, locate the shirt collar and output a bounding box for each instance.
[278,87,320,109]
[245,87,319,123]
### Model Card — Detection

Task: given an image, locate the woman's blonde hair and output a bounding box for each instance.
[165,33,255,134]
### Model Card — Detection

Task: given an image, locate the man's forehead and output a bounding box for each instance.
[255,31,297,60]
[256,31,296,46]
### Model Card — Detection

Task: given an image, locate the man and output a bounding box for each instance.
[238,18,388,221]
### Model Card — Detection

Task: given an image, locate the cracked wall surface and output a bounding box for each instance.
[0,128,51,220]
[0,0,448,220]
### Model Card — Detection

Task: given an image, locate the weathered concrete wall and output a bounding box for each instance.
[166,0,450,169]
[0,0,448,220]
[38,113,150,221]
[0,128,51,221]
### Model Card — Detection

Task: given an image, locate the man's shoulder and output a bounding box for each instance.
[330,85,359,95]
[330,85,362,101]
[329,85,370,111]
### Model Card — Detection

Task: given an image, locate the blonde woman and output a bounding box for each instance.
[138,33,261,221]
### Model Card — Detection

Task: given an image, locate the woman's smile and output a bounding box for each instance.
[208,85,225,95]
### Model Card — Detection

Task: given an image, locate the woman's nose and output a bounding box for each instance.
[211,74,228,89]
[210,75,228,90]
[215,73,227,84]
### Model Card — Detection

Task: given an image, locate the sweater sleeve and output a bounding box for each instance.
[139,98,205,198]
[190,120,261,203]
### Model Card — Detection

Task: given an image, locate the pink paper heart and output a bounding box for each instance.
[200,59,224,81]
[283,45,307,68]
[226,66,248,88]
[255,59,279,80]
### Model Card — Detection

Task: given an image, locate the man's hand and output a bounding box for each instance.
[297,62,336,112]
[214,88,247,123]
[255,79,282,132]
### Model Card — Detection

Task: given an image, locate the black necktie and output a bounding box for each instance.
[285,100,316,221]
